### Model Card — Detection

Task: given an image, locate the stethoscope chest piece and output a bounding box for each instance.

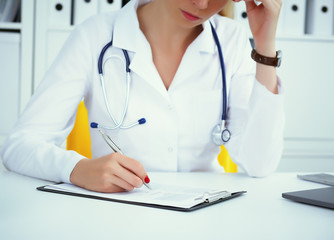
[212,121,231,145]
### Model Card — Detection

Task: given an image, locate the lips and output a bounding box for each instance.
[181,10,200,21]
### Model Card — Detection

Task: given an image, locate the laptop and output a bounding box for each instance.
[282,187,334,210]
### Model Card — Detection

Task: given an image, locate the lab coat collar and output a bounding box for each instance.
[196,19,216,54]
[112,0,143,53]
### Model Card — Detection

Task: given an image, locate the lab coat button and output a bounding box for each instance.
[168,147,173,152]
[167,104,173,110]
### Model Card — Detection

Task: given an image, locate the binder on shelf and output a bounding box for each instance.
[279,0,306,36]
[48,0,71,27]
[122,0,131,7]
[99,0,122,13]
[0,0,7,21]
[306,0,334,36]
[73,0,98,25]
[0,0,20,22]
[233,1,252,37]
[0,32,20,135]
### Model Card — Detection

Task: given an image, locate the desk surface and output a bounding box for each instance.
[0,163,333,240]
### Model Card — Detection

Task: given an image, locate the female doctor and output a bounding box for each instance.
[1,0,284,193]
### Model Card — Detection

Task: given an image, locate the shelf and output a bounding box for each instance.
[0,22,21,31]
[249,34,334,43]
[277,34,334,42]
[48,26,75,32]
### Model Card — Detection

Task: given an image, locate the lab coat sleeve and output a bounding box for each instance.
[0,24,93,183]
[224,28,285,177]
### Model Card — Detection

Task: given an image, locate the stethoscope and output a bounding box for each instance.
[91,22,231,145]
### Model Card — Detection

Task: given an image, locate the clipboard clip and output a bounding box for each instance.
[194,190,231,203]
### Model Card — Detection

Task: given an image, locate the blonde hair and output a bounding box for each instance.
[219,0,234,19]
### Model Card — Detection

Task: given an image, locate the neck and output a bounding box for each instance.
[137,1,203,51]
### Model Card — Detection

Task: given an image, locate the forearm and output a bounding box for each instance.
[255,61,278,94]
[225,79,285,177]
[1,134,84,183]
[238,0,282,94]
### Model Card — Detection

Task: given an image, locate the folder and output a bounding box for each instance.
[280,0,306,36]
[37,182,246,212]
[47,0,71,27]
[233,1,252,37]
[0,32,20,135]
[306,0,334,36]
[73,0,98,25]
[99,0,122,13]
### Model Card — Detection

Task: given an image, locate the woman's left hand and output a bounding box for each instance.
[233,0,282,55]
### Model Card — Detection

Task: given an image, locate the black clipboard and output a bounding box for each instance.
[37,185,246,212]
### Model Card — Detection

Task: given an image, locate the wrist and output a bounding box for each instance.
[254,45,276,58]
[253,39,276,57]
[251,49,282,68]
[70,158,90,185]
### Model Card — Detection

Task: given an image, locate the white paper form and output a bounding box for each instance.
[44,183,231,209]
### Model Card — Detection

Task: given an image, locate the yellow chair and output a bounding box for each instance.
[66,101,92,158]
[67,102,237,172]
[218,145,237,173]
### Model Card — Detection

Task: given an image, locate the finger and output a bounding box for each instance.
[99,181,128,193]
[109,174,137,191]
[91,171,134,193]
[86,174,130,193]
[113,160,144,188]
[235,0,259,4]
[244,0,257,12]
[117,155,149,183]
[253,0,281,12]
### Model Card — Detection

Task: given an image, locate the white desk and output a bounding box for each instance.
[0,163,333,240]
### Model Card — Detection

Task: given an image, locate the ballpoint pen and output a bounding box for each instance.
[97,129,152,190]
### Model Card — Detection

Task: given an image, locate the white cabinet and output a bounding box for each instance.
[0,32,20,142]
[34,0,73,89]
[33,0,125,89]
[276,36,334,171]
[0,0,35,144]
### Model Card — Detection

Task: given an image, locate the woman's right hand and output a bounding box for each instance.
[69,153,150,193]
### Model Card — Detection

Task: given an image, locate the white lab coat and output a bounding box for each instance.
[1,0,285,183]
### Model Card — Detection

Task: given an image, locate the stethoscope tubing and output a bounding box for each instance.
[95,21,230,143]
[98,39,136,129]
[210,22,227,122]
[98,72,132,129]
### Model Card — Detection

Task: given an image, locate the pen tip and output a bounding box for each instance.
[144,182,152,190]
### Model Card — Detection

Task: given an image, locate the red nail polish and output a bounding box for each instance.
[144,176,150,184]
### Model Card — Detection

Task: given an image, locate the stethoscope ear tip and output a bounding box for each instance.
[138,118,146,125]
[90,122,99,128]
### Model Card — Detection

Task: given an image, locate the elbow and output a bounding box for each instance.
[245,165,277,178]
[239,143,283,178]
[0,134,27,172]
[1,142,11,171]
